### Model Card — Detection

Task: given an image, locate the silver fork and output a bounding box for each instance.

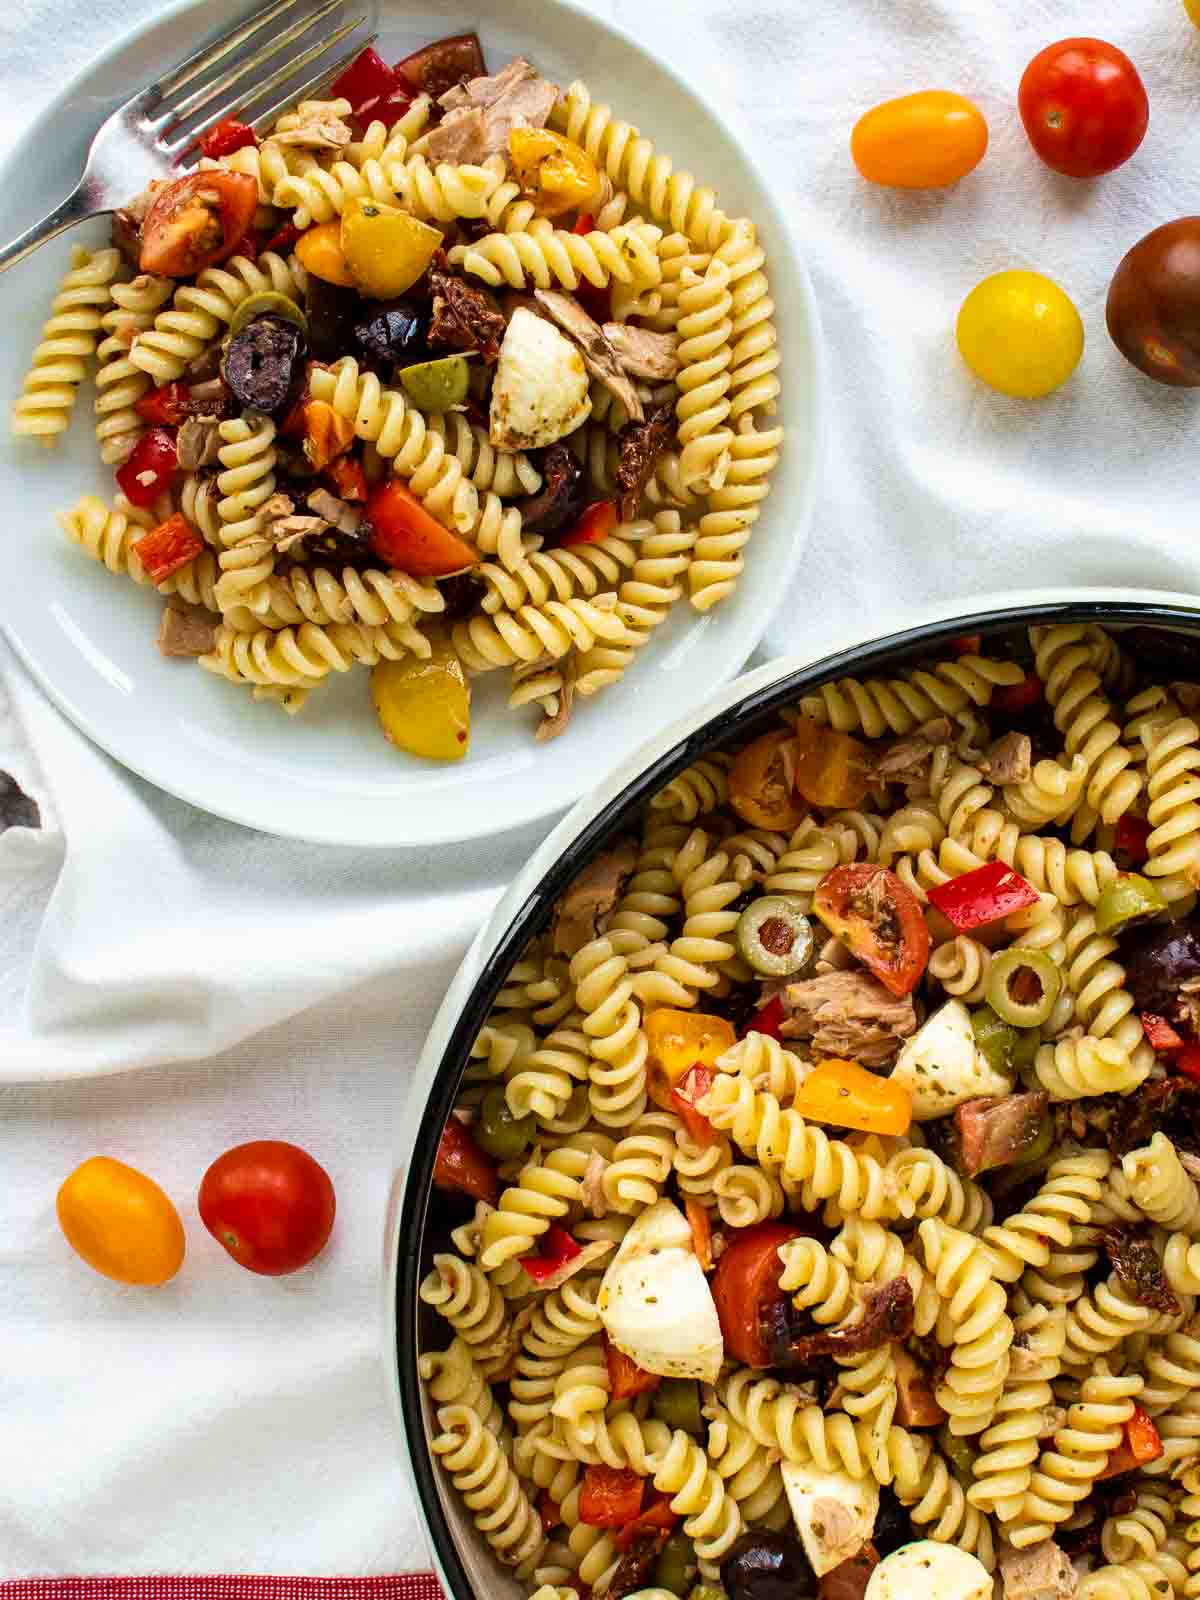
[0,0,377,275]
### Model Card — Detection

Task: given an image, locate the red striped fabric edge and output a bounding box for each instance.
[0,1579,446,1600]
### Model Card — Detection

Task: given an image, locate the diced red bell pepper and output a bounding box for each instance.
[521,1223,582,1284]
[1098,1405,1162,1479]
[684,1195,714,1272]
[131,513,204,584]
[257,221,302,259]
[433,1117,498,1204]
[326,455,369,502]
[992,673,1043,715]
[671,1063,717,1147]
[1142,1013,1185,1055]
[330,46,400,114]
[578,1465,645,1529]
[539,1494,563,1533]
[743,994,786,1041]
[1176,1043,1200,1084]
[614,1494,679,1551]
[1116,814,1152,866]
[951,633,983,656]
[926,861,1040,932]
[561,500,619,548]
[135,381,196,428]
[116,427,179,508]
[603,1333,661,1401]
[200,118,259,161]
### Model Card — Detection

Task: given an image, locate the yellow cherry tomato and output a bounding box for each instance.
[794,1059,912,1136]
[956,270,1084,399]
[851,90,988,189]
[295,221,355,287]
[340,199,441,298]
[645,1008,736,1111]
[371,630,471,762]
[509,127,603,217]
[57,1156,186,1286]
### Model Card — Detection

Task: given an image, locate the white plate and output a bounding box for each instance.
[0,0,824,846]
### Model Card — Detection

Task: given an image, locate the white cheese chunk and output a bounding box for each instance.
[890,998,1012,1119]
[780,1459,878,1577]
[866,1541,993,1600]
[489,306,592,450]
[596,1198,723,1382]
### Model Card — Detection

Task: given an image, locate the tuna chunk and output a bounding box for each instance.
[999,1541,1078,1600]
[954,1091,1047,1176]
[157,603,218,658]
[782,969,916,1066]
[422,56,558,165]
[534,289,645,422]
[603,323,680,381]
[551,839,638,956]
[981,731,1033,785]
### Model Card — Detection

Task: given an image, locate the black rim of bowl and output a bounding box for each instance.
[395,595,1198,1598]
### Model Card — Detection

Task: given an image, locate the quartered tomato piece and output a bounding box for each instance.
[710,1220,809,1368]
[366,482,480,576]
[139,172,258,277]
[645,1008,736,1111]
[395,32,485,98]
[433,1117,498,1204]
[670,1064,717,1147]
[729,729,808,830]
[813,863,930,998]
[326,454,369,502]
[560,499,618,548]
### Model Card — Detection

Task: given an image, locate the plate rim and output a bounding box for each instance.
[0,0,827,847]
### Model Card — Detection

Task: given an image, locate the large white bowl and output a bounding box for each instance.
[0,0,823,847]
[386,586,1200,1600]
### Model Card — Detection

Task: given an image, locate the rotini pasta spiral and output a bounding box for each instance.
[689,416,782,611]
[981,1151,1113,1283]
[420,1253,512,1376]
[1033,1034,1146,1099]
[887,1148,993,1232]
[1123,1132,1200,1233]
[479,1133,615,1270]
[200,615,429,702]
[928,936,992,1004]
[130,252,303,384]
[1060,1273,1158,1370]
[418,1339,505,1437]
[649,756,731,822]
[430,1403,546,1571]
[244,566,444,631]
[652,1426,743,1562]
[1144,718,1200,885]
[93,273,174,465]
[969,1300,1065,1526]
[799,656,1024,739]
[13,245,121,439]
[1014,1364,1141,1544]
[918,1219,1013,1436]
[449,219,662,293]
[706,1406,790,1528]
[601,1111,682,1212]
[673,254,734,492]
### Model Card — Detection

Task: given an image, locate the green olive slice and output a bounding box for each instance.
[228,290,308,340]
[736,896,814,977]
[399,354,470,413]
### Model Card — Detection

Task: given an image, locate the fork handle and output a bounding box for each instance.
[0,184,104,275]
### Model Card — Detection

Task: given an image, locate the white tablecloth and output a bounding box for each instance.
[5,0,1200,1577]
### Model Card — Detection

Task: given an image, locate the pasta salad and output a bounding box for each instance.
[11,32,781,759]
[421,621,1200,1600]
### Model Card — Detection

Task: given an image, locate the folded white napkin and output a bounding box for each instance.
[6,0,1200,1578]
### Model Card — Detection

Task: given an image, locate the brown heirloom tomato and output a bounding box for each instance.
[1107,218,1200,387]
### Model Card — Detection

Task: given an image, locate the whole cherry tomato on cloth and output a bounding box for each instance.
[851,91,988,189]
[957,270,1083,399]
[1019,38,1148,179]
[57,1156,185,1286]
[198,1140,335,1276]
[1107,219,1200,388]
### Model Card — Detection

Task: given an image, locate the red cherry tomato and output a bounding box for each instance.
[198,1141,335,1277]
[813,864,930,998]
[199,119,259,161]
[366,481,481,577]
[560,499,618,547]
[395,32,485,99]
[1019,38,1148,179]
[140,171,258,276]
[710,1220,808,1367]
[115,427,179,508]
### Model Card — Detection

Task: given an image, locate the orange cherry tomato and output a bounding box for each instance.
[794,1058,913,1136]
[852,90,988,189]
[644,1007,736,1111]
[789,716,873,809]
[366,481,481,577]
[729,729,808,830]
[57,1156,186,1286]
